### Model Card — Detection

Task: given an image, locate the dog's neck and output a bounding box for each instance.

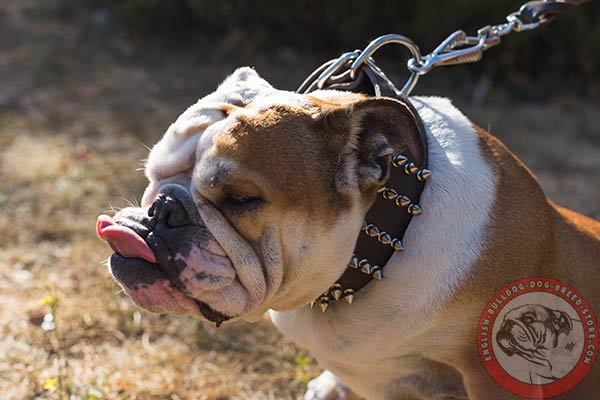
[386,96,497,304]
[271,96,497,353]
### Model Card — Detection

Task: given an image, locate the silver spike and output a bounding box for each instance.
[330,283,343,301]
[391,238,404,251]
[331,290,342,301]
[408,204,423,216]
[366,224,380,237]
[310,301,315,309]
[343,289,355,304]
[319,297,330,312]
[381,188,398,200]
[371,266,383,281]
[395,195,411,207]
[378,232,392,245]
[404,162,418,175]
[348,256,359,269]
[359,259,372,274]
[416,168,432,181]
[392,154,408,167]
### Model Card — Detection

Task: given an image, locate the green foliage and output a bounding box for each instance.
[56,0,599,83]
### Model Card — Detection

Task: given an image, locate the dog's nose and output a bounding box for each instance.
[148,193,190,228]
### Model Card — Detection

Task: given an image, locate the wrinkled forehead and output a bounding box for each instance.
[145,88,312,183]
[198,91,312,154]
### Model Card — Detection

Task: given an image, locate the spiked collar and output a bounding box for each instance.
[298,62,431,311]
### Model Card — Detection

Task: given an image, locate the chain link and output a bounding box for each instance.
[299,0,586,96]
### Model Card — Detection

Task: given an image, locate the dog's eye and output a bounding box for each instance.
[222,193,264,212]
[228,193,256,205]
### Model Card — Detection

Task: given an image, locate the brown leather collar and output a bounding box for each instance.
[298,62,430,310]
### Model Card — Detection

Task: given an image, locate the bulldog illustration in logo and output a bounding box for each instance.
[496,304,582,384]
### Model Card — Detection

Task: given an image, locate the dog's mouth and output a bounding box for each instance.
[96,213,233,326]
[97,215,157,263]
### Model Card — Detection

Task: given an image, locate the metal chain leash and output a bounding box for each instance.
[298,0,588,96]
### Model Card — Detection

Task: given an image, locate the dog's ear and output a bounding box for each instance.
[317,97,426,193]
[552,310,573,335]
[218,67,273,92]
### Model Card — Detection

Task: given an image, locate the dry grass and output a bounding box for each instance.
[0,109,319,400]
[1,2,598,399]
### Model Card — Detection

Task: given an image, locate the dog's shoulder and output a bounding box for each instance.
[554,203,600,240]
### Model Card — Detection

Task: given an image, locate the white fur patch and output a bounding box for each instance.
[393,96,497,302]
[145,67,313,186]
[145,67,274,182]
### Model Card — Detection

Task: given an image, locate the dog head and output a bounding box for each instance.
[496,304,573,362]
[97,68,425,325]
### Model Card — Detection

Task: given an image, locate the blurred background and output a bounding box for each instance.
[0,0,598,398]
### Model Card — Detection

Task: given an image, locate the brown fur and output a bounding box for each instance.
[209,105,351,221]
[415,126,600,399]
[200,95,427,228]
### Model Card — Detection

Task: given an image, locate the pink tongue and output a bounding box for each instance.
[96,215,157,263]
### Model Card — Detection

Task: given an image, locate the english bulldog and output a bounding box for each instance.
[496,304,582,384]
[97,68,600,399]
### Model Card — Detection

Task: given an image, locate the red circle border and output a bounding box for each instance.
[477,277,598,399]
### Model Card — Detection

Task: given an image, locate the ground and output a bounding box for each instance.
[0,2,598,399]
